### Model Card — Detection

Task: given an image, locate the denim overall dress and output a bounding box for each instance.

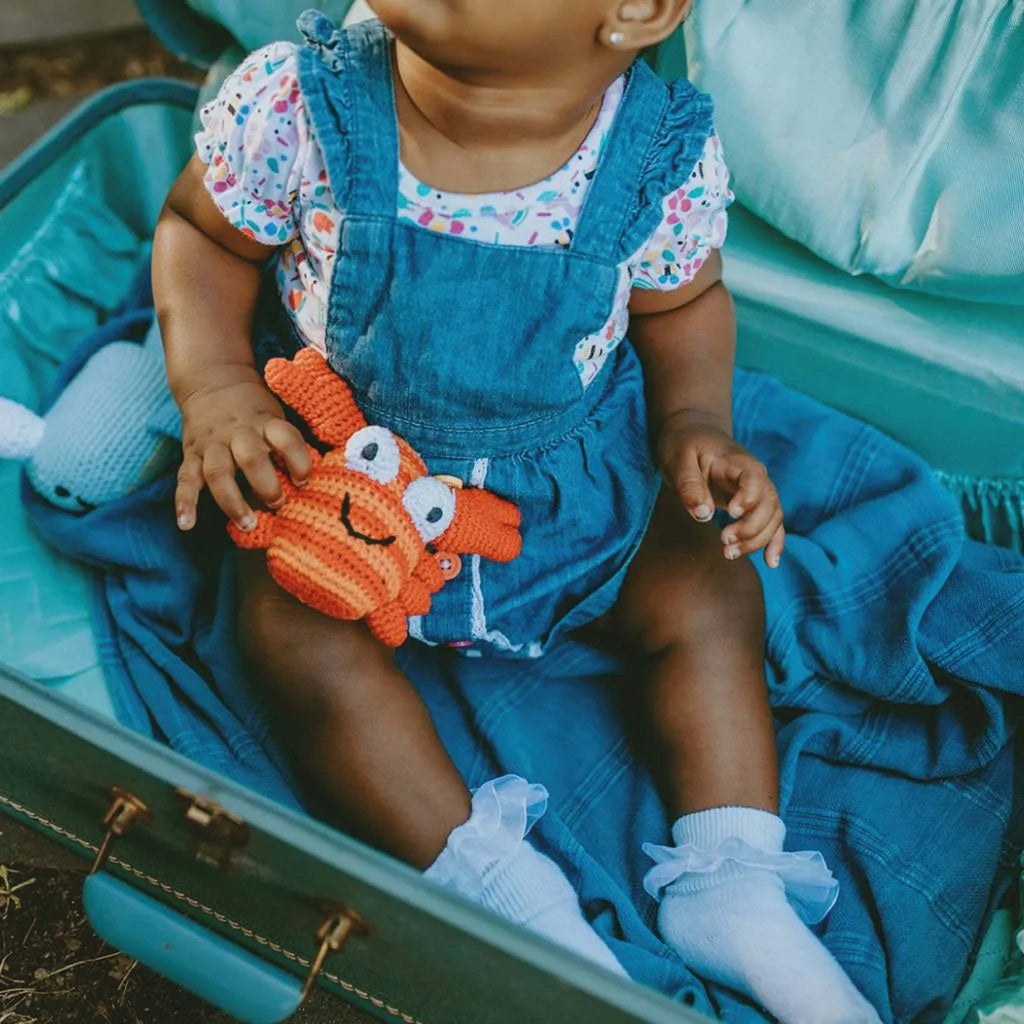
[270,14,714,657]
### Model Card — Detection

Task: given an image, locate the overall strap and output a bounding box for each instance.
[297,11,398,218]
[572,58,714,265]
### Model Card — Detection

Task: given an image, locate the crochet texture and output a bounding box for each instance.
[229,348,522,646]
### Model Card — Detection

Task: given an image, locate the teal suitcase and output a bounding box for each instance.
[1,2,1021,1021]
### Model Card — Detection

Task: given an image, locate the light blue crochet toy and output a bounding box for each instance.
[0,321,180,512]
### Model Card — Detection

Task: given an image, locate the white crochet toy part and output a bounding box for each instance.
[0,321,180,513]
[0,397,45,461]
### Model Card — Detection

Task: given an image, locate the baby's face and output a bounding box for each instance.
[368,0,616,75]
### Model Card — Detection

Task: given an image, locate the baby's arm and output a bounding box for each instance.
[629,252,786,567]
[153,155,312,531]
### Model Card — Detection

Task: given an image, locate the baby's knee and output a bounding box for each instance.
[237,583,302,675]
[617,545,765,656]
[237,582,390,723]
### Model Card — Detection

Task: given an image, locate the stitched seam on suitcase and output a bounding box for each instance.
[0,792,427,1024]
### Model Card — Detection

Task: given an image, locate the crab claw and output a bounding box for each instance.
[439,488,522,563]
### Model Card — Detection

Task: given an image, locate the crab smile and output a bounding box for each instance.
[340,493,396,546]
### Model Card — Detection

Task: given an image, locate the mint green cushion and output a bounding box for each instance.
[683,0,1024,304]
[726,206,1024,479]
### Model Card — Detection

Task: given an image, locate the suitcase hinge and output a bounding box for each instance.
[175,788,251,873]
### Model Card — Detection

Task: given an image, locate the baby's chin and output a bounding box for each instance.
[366,1,613,79]
[367,0,452,43]
[370,4,503,80]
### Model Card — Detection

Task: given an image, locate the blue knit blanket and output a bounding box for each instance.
[25,307,1024,1023]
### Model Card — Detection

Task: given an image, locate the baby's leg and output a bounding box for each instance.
[612,491,879,1022]
[237,550,469,867]
[236,552,626,974]
[615,488,778,817]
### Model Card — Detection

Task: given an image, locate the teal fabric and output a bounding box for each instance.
[0,85,195,717]
[723,205,1024,552]
[134,0,230,67]
[960,854,1024,1022]
[0,161,140,404]
[0,160,140,700]
[140,0,355,56]
[683,0,1024,304]
[939,909,1014,1024]
[936,474,1024,558]
[0,85,197,243]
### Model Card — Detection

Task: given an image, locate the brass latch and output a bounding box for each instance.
[91,787,153,874]
[301,907,370,1003]
[174,788,251,872]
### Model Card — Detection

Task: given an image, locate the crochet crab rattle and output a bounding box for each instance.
[229,348,522,647]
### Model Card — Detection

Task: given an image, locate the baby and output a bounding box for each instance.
[153,2,879,1020]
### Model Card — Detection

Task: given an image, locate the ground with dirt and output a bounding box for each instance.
[0,27,203,113]
[0,26,205,167]
[0,862,229,1024]
[0,818,369,1023]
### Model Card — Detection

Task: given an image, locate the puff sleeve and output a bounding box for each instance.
[630,133,733,290]
[194,42,311,246]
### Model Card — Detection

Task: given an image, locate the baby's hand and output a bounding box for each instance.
[175,371,312,532]
[657,418,785,568]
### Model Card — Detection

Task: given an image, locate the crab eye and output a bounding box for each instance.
[345,426,401,484]
[402,476,456,542]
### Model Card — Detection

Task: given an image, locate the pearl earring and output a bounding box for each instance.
[609,31,625,45]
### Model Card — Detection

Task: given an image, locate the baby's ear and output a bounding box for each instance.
[603,0,690,49]
[0,396,45,461]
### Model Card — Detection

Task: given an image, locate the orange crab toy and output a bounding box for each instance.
[228,348,522,647]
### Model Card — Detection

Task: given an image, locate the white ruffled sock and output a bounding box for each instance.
[424,776,627,977]
[476,838,628,976]
[645,807,880,1024]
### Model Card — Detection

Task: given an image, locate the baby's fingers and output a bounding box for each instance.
[668,447,715,522]
[264,418,312,486]
[720,495,778,557]
[725,508,785,562]
[175,451,203,530]
[765,524,786,568]
[231,428,284,509]
[724,460,771,520]
[204,442,256,531]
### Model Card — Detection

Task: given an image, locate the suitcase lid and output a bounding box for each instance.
[0,664,706,1024]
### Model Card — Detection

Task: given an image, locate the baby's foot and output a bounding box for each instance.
[646,808,880,1024]
[479,839,628,977]
[425,776,627,977]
